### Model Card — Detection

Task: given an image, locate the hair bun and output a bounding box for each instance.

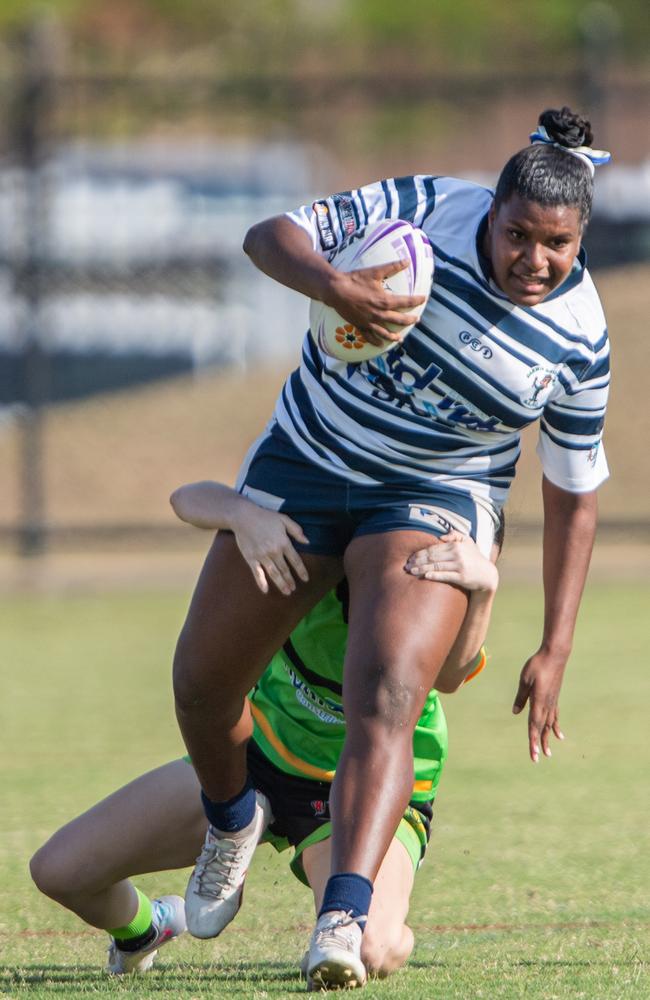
[538,107,594,149]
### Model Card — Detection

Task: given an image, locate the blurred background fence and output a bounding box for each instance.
[0,4,649,559]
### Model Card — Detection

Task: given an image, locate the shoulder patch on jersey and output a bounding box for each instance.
[313,200,337,250]
[334,195,358,237]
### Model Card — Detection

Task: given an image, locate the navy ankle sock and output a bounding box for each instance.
[201,780,255,832]
[319,873,374,927]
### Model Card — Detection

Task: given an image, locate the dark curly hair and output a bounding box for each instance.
[494,107,595,227]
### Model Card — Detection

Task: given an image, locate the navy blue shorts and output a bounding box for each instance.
[237,424,497,557]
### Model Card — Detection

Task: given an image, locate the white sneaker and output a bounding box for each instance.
[185,790,271,939]
[306,910,367,990]
[106,894,186,974]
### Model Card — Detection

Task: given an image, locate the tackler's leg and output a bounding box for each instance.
[30,759,205,973]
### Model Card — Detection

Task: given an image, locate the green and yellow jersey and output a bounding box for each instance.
[249,583,485,805]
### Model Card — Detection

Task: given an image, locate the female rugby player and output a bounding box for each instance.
[172,107,611,987]
[30,484,500,986]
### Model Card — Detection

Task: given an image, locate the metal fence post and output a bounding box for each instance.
[13,18,60,556]
[579,2,620,136]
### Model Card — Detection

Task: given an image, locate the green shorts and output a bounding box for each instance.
[279,802,432,887]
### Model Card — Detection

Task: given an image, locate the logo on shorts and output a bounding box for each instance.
[523,366,557,409]
[459,330,493,359]
[311,799,328,817]
[240,485,285,512]
[408,504,471,536]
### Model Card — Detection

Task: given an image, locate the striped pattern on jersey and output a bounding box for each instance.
[280,176,609,508]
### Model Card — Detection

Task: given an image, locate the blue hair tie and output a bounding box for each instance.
[529,124,611,177]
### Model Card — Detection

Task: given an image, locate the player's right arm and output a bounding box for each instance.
[405,532,499,693]
[170,480,309,596]
[243,214,422,344]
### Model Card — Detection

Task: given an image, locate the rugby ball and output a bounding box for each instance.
[309,219,434,363]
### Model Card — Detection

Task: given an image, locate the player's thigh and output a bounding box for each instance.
[343,530,468,707]
[32,760,206,893]
[174,532,342,697]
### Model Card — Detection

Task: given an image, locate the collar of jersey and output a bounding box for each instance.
[473,211,587,307]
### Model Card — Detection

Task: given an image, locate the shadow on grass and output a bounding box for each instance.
[4,957,647,996]
[409,958,647,970]
[0,961,304,993]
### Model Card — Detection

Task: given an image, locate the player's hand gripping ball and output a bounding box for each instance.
[309,219,434,363]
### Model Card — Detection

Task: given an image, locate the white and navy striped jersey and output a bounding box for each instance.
[276,175,609,511]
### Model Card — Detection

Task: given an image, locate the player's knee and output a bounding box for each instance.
[355,671,423,734]
[172,630,213,711]
[173,645,245,732]
[361,923,413,977]
[30,841,75,903]
[31,834,109,905]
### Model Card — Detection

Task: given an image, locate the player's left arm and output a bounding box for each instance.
[170,480,310,596]
[404,532,498,692]
[512,477,597,763]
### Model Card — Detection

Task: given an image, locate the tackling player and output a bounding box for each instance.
[30,483,501,987]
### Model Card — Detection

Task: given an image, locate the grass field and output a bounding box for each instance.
[1,581,649,999]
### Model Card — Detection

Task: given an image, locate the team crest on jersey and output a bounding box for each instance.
[311,799,328,817]
[408,504,471,536]
[522,366,557,409]
[313,200,337,250]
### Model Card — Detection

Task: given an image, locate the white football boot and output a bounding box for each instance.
[185,790,272,938]
[106,894,186,974]
[306,909,367,990]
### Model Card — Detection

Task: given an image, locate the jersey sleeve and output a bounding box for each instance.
[286,175,438,257]
[536,335,610,493]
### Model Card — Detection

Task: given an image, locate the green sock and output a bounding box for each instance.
[108,888,154,941]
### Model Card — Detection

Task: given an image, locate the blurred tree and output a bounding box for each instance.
[0,0,647,68]
[343,0,647,67]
